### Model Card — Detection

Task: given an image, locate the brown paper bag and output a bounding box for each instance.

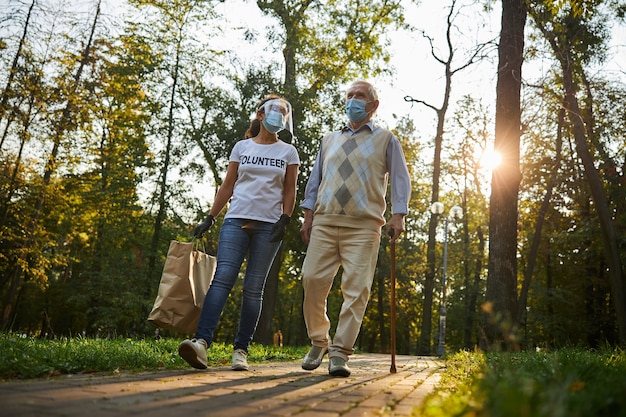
[148,240,216,334]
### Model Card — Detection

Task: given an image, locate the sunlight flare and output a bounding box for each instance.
[479,149,502,170]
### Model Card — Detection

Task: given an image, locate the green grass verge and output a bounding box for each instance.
[0,333,308,379]
[416,348,626,417]
[5,332,625,417]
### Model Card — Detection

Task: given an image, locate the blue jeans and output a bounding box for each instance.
[195,218,281,351]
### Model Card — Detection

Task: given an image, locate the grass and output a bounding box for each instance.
[415,347,626,417]
[0,333,308,380]
[4,333,626,417]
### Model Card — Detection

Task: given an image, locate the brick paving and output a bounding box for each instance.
[0,353,443,417]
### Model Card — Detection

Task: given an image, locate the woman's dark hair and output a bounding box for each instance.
[244,94,283,138]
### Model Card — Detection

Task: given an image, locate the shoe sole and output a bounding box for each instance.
[232,364,249,371]
[301,348,328,370]
[178,344,208,370]
[329,367,351,377]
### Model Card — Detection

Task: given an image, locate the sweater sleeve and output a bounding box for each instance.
[300,146,323,211]
[386,135,411,215]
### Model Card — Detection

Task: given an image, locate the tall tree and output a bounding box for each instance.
[125,0,221,290]
[516,76,624,347]
[404,0,493,355]
[0,0,36,149]
[483,0,526,350]
[517,104,564,327]
[253,0,406,345]
[529,0,626,344]
[1,0,103,330]
[449,95,492,350]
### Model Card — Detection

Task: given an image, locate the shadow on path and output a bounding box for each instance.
[0,353,443,417]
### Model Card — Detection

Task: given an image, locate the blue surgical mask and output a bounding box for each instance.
[262,110,285,133]
[346,98,369,122]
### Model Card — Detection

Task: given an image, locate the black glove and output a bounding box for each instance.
[193,214,215,238]
[269,214,291,242]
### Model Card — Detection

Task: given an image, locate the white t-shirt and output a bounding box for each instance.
[225,138,300,223]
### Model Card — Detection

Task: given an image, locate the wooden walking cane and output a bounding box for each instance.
[389,229,397,373]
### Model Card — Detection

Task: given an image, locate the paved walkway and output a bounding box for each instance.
[0,353,443,417]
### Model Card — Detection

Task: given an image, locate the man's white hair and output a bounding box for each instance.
[348,80,378,101]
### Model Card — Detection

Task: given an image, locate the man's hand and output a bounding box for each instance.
[300,209,314,245]
[386,213,405,242]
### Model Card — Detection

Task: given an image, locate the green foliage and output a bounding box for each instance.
[1,0,626,355]
[521,0,626,348]
[0,333,308,380]
[416,348,626,417]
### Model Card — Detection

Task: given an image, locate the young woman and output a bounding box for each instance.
[179,95,300,371]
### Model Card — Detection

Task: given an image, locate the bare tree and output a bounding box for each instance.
[404,0,492,355]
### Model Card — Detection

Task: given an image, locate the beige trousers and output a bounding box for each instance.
[302,224,381,361]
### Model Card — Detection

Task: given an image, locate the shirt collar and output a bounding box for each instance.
[342,121,374,134]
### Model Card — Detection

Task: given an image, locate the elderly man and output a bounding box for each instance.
[299,80,411,377]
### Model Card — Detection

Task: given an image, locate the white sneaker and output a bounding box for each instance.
[231,348,249,371]
[178,338,208,369]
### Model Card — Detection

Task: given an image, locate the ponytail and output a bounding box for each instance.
[245,119,261,138]
[244,93,283,138]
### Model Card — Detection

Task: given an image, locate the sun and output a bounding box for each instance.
[479,149,502,170]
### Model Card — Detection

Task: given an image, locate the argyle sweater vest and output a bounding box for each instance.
[313,127,392,231]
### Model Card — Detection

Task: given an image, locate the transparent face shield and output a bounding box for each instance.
[259,98,294,141]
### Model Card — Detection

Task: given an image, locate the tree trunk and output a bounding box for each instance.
[517,107,564,326]
[560,60,626,345]
[483,0,526,351]
[0,0,35,146]
[464,226,484,349]
[419,217,438,355]
[418,106,448,356]
[1,1,102,330]
[147,24,182,286]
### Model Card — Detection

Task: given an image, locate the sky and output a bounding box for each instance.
[92,0,626,143]
[197,0,626,213]
[209,0,502,132]
[9,0,623,213]
[209,0,625,136]
[173,0,625,210]
[7,0,625,139]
